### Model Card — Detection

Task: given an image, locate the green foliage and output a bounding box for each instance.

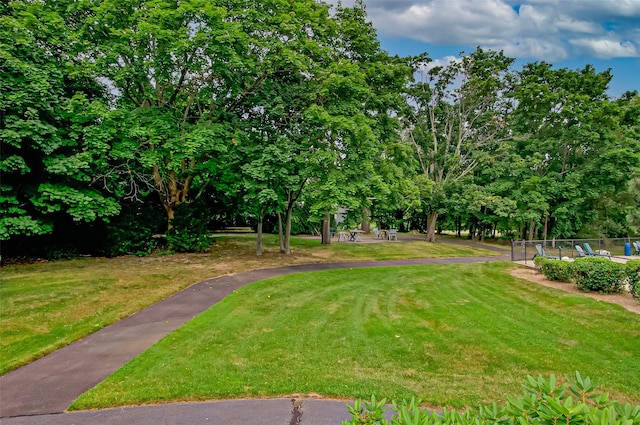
[344,396,391,425]
[165,202,212,253]
[101,200,166,257]
[343,373,640,425]
[572,258,627,294]
[626,260,640,299]
[405,47,515,241]
[1,0,638,257]
[0,0,119,242]
[31,184,120,222]
[536,258,574,282]
[535,255,640,298]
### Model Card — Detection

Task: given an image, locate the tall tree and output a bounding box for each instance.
[509,62,637,238]
[78,0,267,230]
[0,1,119,243]
[304,0,413,245]
[234,0,412,253]
[405,48,515,242]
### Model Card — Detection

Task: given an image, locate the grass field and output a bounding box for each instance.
[0,235,501,375]
[70,262,640,410]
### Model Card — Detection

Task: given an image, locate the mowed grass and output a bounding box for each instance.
[0,235,500,375]
[216,234,504,260]
[71,262,640,410]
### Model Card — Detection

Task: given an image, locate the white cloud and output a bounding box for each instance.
[327,0,640,61]
[570,38,639,59]
[500,38,569,61]
[417,55,461,74]
[523,0,640,19]
[370,0,519,45]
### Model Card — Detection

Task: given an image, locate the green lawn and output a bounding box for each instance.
[216,234,506,260]
[71,262,640,410]
[0,235,500,375]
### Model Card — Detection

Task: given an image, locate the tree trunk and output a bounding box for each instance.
[543,212,549,243]
[256,214,263,256]
[528,217,535,241]
[277,212,285,253]
[468,218,476,240]
[425,211,438,242]
[361,208,370,233]
[283,206,293,254]
[166,206,175,230]
[321,211,331,245]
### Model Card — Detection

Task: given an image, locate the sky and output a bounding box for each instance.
[326,0,640,98]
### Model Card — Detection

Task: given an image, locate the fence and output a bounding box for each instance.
[510,237,639,263]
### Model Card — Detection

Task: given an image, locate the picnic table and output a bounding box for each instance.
[349,230,364,242]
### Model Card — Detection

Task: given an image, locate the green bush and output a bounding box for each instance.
[533,256,546,268]
[342,373,640,425]
[572,258,627,294]
[626,260,640,299]
[536,258,574,282]
[100,200,165,257]
[166,202,212,253]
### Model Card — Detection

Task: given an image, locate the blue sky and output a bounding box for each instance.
[327,0,640,97]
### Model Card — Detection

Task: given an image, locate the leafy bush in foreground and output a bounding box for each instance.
[572,258,627,294]
[342,372,640,425]
[535,257,574,282]
[627,260,640,299]
[535,258,637,296]
[166,202,212,253]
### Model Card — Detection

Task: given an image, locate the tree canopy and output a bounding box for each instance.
[2,0,639,259]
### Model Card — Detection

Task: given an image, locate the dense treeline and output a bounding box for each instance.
[1,0,639,259]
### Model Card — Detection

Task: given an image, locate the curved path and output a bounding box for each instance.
[1,254,508,423]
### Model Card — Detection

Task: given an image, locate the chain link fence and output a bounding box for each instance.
[511,237,639,263]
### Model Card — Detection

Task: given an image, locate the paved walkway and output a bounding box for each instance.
[1,255,508,424]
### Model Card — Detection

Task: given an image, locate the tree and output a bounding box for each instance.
[405,48,515,242]
[509,62,638,238]
[304,0,413,245]
[233,0,413,254]
[227,0,333,254]
[0,1,119,244]
[78,0,275,231]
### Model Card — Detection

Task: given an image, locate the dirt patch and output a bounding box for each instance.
[510,267,640,315]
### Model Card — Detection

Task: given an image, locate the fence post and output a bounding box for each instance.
[510,240,514,261]
[523,240,527,265]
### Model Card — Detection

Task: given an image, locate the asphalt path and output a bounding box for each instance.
[1,253,508,424]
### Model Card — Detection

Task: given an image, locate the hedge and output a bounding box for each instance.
[534,257,638,296]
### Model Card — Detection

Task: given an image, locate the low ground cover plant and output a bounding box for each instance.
[535,257,639,296]
[342,373,640,425]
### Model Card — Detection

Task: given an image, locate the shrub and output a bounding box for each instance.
[166,202,212,253]
[537,258,574,282]
[572,258,627,294]
[342,373,640,425]
[100,200,165,257]
[626,260,640,299]
[533,256,546,268]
